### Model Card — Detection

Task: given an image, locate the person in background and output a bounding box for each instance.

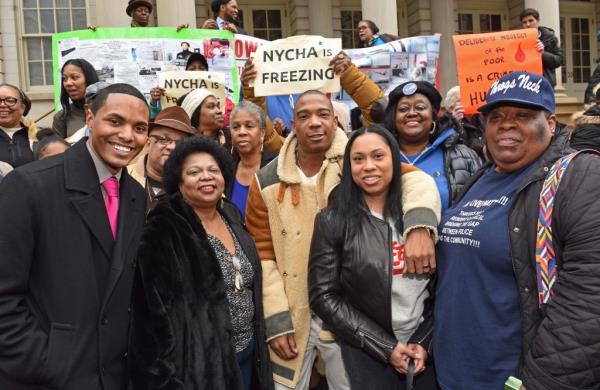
[225,101,277,219]
[129,136,273,390]
[569,88,600,152]
[357,20,397,48]
[0,83,37,168]
[434,71,600,390]
[53,59,99,138]
[309,125,440,390]
[33,128,71,160]
[0,83,149,390]
[444,86,486,160]
[126,0,153,27]
[384,81,481,212]
[520,8,563,88]
[202,0,247,35]
[179,89,232,151]
[128,106,196,212]
[149,53,235,127]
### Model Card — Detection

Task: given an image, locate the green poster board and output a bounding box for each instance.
[52,27,238,112]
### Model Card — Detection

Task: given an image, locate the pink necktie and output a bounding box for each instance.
[102,177,119,239]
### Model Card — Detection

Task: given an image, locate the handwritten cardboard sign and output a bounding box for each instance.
[158,70,226,108]
[252,35,342,96]
[453,28,543,114]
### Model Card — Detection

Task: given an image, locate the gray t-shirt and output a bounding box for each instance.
[371,211,430,344]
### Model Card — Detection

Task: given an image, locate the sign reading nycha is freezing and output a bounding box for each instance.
[252,35,342,96]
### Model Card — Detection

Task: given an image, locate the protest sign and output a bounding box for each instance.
[159,71,226,108]
[52,27,238,111]
[234,34,266,77]
[453,28,542,114]
[252,35,342,96]
[344,35,440,94]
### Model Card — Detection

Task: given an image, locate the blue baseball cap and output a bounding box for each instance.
[478,71,555,113]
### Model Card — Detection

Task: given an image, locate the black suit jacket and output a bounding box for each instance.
[0,139,146,390]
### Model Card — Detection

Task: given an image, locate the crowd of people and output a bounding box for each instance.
[1,2,600,390]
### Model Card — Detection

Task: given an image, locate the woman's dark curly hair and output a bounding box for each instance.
[162,135,233,195]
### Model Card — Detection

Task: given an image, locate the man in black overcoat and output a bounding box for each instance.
[0,83,149,390]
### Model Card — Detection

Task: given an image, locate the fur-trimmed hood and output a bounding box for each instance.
[572,109,600,126]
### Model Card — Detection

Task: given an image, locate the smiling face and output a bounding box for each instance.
[394,93,434,146]
[62,64,87,101]
[86,93,149,174]
[357,21,375,43]
[350,132,393,199]
[179,152,225,210]
[133,5,150,26]
[231,109,264,155]
[146,127,188,178]
[292,93,337,156]
[221,0,239,22]
[485,105,554,173]
[0,86,25,128]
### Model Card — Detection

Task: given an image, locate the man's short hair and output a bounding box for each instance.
[89,83,148,115]
[211,0,229,17]
[520,8,540,22]
[294,90,333,114]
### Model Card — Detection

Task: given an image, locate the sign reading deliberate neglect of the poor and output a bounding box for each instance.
[252,35,342,96]
[453,28,542,114]
[159,71,226,108]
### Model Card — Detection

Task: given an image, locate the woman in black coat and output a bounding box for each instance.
[129,136,273,390]
[309,125,440,390]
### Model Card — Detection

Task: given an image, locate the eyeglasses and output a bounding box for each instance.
[0,97,19,107]
[149,134,177,146]
[396,103,431,115]
[232,255,244,292]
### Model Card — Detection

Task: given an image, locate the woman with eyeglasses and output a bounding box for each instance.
[0,83,37,168]
[129,136,274,390]
[384,81,481,212]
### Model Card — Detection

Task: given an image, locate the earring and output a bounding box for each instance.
[429,122,437,135]
[260,136,264,152]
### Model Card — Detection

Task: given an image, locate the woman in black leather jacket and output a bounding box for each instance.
[308,125,440,389]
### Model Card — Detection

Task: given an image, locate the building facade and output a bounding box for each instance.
[0,0,597,125]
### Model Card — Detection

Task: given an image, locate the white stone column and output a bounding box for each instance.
[361,0,398,36]
[430,0,456,94]
[308,0,333,37]
[156,0,197,28]
[95,0,131,27]
[524,0,564,93]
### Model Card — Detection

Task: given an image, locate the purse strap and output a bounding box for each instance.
[536,151,581,306]
[406,358,415,390]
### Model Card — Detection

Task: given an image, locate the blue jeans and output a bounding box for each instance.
[237,338,256,390]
